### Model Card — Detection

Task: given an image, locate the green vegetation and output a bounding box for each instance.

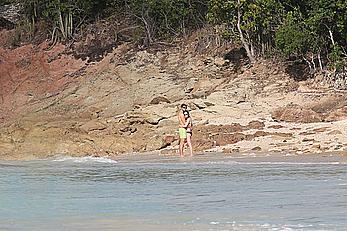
[1,0,346,70]
[207,0,347,70]
[4,0,207,46]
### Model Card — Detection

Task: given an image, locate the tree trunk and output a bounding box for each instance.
[237,0,255,63]
[318,53,323,71]
[57,0,66,39]
[303,57,312,73]
[58,10,66,39]
[328,28,335,46]
[311,54,316,72]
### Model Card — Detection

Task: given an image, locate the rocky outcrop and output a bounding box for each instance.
[2,27,347,159]
[325,106,347,121]
[272,104,323,123]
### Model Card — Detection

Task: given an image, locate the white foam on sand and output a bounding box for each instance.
[53,156,117,164]
[237,161,344,165]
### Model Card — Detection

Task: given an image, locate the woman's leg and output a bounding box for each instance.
[179,138,185,157]
[179,128,187,157]
[186,133,193,156]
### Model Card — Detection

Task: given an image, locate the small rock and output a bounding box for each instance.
[328,130,343,135]
[192,91,206,99]
[268,125,284,129]
[251,146,262,151]
[302,138,315,142]
[290,127,301,131]
[149,96,170,105]
[312,127,328,133]
[247,120,265,130]
[203,58,213,65]
[222,148,232,154]
[299,131,316,135]
[204,101,215,107]
[334,144,343,150]
[312,144,321,149]
[214,57,227,67]
[120,126,137,134]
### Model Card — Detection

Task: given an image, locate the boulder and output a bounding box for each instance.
[149,96,170,105]
[193,99,208,109]
[185,78,199,93]
[272,104,323,123]
[145,114,164,125]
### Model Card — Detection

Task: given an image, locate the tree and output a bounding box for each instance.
[276,0,347,70]
[0,0,12,6]
[19,0,107,41]
[207,0,284,63]
[124,0,207,45]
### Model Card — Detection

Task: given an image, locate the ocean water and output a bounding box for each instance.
[1,154,347,231]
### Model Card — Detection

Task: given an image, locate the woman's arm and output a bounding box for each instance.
[183,117,191,128]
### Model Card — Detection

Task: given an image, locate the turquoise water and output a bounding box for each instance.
[1,155,347,230]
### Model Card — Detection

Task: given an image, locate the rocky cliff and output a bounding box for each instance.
[1,29,347,160]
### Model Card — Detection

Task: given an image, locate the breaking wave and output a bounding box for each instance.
[52,156,117,164]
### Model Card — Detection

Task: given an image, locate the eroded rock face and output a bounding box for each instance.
[272,104,323,123]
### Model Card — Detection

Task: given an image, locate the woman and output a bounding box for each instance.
[178,104,188,157]
[183,110,193,157]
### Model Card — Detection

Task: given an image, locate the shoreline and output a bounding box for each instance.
[2,151,347,164]
[114,151,347,164]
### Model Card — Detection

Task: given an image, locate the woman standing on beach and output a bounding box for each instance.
[178,104,188,157]
[183,110,193,157]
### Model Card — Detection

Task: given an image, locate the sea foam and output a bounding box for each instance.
[52,156,117,163]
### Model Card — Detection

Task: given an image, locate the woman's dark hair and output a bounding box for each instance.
[181,103,187,109]
[183,110,190,116]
